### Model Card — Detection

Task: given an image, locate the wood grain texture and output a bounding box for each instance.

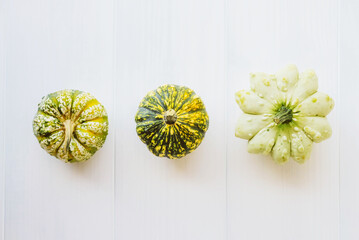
[114,0,226,239]
[3,0,114,239]
[340,0,359,239]
[0,1,5,239]
[226,0,339,239]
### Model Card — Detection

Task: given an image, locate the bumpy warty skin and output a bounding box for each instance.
[235,65,334,164]
[33,89,109,163]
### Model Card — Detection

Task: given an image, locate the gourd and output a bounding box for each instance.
[235,65,334,164]
[33,89,108,162]
[135,84,209,159]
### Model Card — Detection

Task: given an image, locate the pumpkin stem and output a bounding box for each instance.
[63,119,75,151]
[164,109,177,125]
[273,106,293,124]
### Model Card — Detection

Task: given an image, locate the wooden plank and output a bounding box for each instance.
[226,0,339,239]
[3,0,114,239]
[114,0,226,239]
[339,0,359,239]
[0,1,5,238]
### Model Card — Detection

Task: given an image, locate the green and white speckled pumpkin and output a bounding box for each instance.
[135,84,209,159]
[33,89,109,162]
[235,65,334,164]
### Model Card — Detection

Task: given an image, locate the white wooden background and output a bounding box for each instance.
[0,0,358,239]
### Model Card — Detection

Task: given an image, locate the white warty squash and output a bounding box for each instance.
[235,65,334,164]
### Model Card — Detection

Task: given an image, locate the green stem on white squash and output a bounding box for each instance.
[273,106,293,125]
[164,109,177,125]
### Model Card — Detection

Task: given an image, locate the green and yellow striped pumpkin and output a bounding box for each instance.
[135,84,209,159]
[33,89,109,163]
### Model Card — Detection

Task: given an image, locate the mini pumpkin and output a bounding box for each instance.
[235,65,334,164]
[33,89,108,162]
[135,84,209,159]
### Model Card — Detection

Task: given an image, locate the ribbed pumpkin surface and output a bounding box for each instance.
[135,84,209,159]
[33,89,108,162]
